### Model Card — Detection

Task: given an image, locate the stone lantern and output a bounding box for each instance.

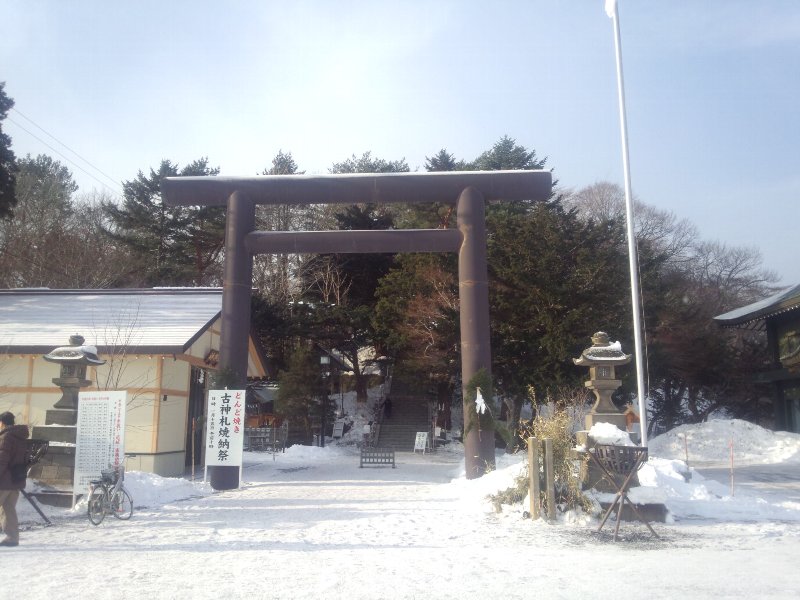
[573,331,631,431]
[43,334,105,424]
[30,334,106,493]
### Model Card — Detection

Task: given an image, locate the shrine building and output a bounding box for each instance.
[0,288,269,476]
[714,283,800,433]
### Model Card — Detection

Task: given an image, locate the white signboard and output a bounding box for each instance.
[73,390,127,494]
[205,389,246,467]
[414,432,428,453]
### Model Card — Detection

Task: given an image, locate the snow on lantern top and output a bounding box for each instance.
[573,331,631,373]
[43,334,106,366]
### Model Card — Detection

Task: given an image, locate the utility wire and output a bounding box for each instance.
[8,109,123,194]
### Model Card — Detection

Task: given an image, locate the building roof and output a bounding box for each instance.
[0,288,224,354]
[714,283,800,329]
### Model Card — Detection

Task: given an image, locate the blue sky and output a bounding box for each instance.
[2,1,798,284]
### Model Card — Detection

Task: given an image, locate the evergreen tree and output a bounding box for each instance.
[275,345,326,442]
[373,253,459,395]
[468,135,548,171]
[488,202,632,448]
[377,137,563,448]
[390,148,468,229]
[0,154,77,286]
[425,149,467,172]
[103,158,224,286]
[329,151,408,175]
[0,82,18,219]
[265,150,303,176]
[329,204,395,307]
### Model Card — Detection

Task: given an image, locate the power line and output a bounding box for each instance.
[8,109,123,194]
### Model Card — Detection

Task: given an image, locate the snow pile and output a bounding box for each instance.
[648,418,800,465]
[637,457,800,521]
[451,451,525,496]
[124,471,212,508]
[588,421,635,446]
[615,420,800,522]
[277,443,354,463]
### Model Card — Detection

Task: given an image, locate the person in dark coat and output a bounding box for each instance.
[0,411,29,547]
[383,397,392,419]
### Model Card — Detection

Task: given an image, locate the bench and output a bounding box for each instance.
[360,447,395,468]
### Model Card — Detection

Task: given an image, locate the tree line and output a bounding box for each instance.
[0,82,781,442]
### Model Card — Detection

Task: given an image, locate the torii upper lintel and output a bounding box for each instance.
[161,170,551,207]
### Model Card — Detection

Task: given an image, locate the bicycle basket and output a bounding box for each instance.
[100,468,119,484]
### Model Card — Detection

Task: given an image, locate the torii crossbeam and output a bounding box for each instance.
[162,170,551,489]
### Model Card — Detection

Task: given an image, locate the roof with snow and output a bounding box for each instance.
[714,283,800,329]
[0,288,224,354]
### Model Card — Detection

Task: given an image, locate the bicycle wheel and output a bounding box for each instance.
[111,488,133,520]
[87,486,107,525]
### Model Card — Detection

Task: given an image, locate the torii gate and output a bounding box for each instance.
[162,170,551,489]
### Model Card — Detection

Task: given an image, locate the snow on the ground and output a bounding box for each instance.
[5,418,800,599]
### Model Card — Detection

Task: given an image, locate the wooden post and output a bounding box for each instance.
[729,438,735,497]
[191,417,196,482]
[528,437,541,520]
[544,438,556,520]
[683,433,690,467]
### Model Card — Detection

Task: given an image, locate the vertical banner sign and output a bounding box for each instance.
[414,431,428,454]
[73,390,127,495]
[205,390,246,467]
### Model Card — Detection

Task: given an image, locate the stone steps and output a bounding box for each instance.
[377,396,429,451]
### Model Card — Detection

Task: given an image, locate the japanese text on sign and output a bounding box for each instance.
[205,389,245,467]
[73,390,127,493]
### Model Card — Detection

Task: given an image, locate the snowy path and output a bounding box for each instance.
[696,461,800,505]
[4,447,800,599]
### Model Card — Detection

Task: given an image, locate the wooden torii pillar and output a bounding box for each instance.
[162,171,551,489]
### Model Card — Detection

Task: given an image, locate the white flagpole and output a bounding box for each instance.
[606,0,649,444]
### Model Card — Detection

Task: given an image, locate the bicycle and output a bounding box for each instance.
[87,465,134,525]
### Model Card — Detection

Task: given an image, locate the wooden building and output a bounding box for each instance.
[0,288,268,477]
[714,284,800,433]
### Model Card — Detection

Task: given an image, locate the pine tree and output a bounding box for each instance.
[275,345,326,442]
[329,151,408,175]
[0,82,18,219]
[103,158,224,286]
[469,135,548,171]
[424,149,467,172]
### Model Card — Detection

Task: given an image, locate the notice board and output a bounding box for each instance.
[73,390,127,494]
[414,431,428,453]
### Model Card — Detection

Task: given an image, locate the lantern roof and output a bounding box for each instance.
[43,334,106,366]
[573,331,632,367]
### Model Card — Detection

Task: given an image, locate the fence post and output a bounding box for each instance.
[528,437,541,520]
[544,438,556,520]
